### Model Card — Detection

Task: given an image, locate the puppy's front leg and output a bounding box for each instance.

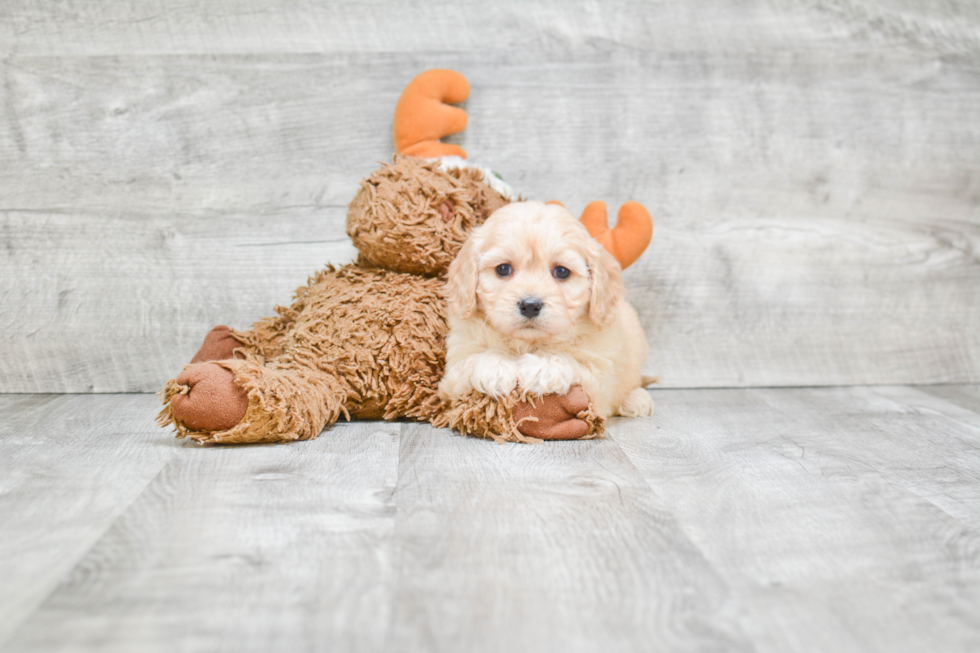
[470,352,520,397]
[439,352,519,400]
[517,353,584,397]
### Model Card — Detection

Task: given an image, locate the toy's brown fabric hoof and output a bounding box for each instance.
[190,325,245,364]
[171,363,248,432]
[513,386,593,440]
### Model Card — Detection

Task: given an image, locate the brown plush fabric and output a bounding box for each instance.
[189,325,245,364]
[169,363,249,432]
[434,388,604,444]
[512,386,597,440]
[160,265,449,443]
[347,156,509,277]
[158,155,601,445]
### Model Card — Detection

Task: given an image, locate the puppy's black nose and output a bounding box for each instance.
[519,297,544,319]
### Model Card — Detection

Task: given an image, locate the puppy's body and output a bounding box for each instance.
[440,201,654,420]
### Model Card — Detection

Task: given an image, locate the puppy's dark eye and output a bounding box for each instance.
[495,263,513,278]
[552,266,571,280]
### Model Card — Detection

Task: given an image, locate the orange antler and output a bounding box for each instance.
[393,69,470,159]
[579,201,653,269]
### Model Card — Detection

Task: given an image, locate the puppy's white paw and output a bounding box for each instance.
[471,356,519,398]
[438,364,473,401]
[616,388,655,417]
[517,354,576,396]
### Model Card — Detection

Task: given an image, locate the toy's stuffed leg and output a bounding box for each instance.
[159,354,350,444]
[189,325,246,364]
[159,322,348,444]
[512,387,603,440]
[166,363,249,434]
[156,325,250,435]
[436,386,604,443]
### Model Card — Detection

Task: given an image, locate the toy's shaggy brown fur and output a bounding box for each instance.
[438,390,605,444]
[348,156,508,276]
[157,156,605,444]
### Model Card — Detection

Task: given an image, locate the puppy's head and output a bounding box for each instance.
[446,201,624,342]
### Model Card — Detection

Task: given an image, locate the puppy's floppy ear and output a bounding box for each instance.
[446,232,483,319]
[588,239,624,327]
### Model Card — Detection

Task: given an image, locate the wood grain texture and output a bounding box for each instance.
[0,394,173,646]
[916,383,980,414]
[2,1,979,391]
[610,386,980,653]
[385,423,749,653]
[3,387,980,651]
[1,1,978,57]
[1,209,357,392]
[3,418,402,653]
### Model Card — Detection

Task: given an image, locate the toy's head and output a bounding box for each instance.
[345,69,510,277]
[345,69,653,278]
[347,156,509,276]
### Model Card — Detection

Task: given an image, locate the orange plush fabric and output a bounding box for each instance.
[578,201,654,270]
[394,69,470,159]
[546,200,652,270]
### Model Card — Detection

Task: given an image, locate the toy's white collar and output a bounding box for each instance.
[434,155,516,200]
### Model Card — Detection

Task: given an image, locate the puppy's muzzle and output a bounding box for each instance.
[518,297,544,319]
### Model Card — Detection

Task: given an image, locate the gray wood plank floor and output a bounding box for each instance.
[2,386,978,653]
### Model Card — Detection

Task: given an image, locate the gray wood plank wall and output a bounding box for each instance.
[2,1,979,392]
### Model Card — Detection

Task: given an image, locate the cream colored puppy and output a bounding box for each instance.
[439,201,654,419]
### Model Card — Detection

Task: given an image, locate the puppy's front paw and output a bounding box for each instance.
[438,364,474,401]
[471,357,519,398]
[517,354,576,396]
